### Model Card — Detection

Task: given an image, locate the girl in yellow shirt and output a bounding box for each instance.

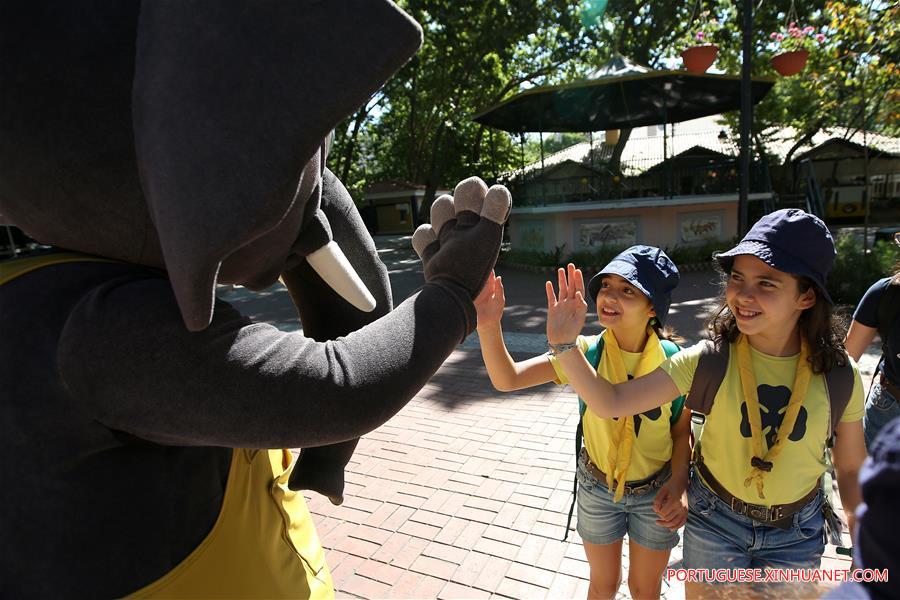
[475,245,690,600]
[548,210,868,597]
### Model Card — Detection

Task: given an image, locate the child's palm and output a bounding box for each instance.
[546,264,587,344]
[474,271,505,324]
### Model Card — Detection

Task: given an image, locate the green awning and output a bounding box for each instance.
[473,70,775,133]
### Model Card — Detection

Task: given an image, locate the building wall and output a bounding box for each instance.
[365,188,452,235]
[372,197,416,234]
[510,199,738,254]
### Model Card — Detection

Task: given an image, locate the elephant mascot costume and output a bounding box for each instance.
[0,1,511,597]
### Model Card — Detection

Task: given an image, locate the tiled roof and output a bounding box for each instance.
[506,115,736,179]
[505,114,900,180]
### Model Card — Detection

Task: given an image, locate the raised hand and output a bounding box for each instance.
[546,263,587,344]
[411,177,511,300]
[474,271,505,329]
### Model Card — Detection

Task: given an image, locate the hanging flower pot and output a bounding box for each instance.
[771,49,809,76]
[681,45,719,73]
[768,18,825,77]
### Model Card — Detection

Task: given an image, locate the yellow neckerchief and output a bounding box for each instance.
[736,333,812,500]
[600,326,664,502]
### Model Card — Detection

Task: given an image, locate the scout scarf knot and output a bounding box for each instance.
[737,334,812,499]
[602,326,665,502]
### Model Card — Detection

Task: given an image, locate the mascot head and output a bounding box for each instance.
[0,1,422,330]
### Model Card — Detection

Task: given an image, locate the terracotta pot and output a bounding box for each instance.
[680,45,718,73]
[771,50,809,76]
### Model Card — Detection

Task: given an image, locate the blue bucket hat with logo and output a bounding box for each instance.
[714,208,836,304]
[587,245,680,326]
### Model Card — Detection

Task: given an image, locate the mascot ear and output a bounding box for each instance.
[133,1,422,331]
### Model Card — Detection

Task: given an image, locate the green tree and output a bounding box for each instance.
[331,0,896,211]
[713,1,898,172]
[331,0,601,218]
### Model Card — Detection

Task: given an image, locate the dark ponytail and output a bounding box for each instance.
[652,320,684,346]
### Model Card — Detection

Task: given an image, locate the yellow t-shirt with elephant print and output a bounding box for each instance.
[661,340,864,507]
[550,334,683,484]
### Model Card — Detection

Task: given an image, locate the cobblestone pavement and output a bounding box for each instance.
[220,233,879,599]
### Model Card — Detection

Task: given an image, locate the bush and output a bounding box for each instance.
[567,245,627,270]
[666,238,736,268]
[499,245,567,268]
[828,235,900,308]
[500,238,739,272]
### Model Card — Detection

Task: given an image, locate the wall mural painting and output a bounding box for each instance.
[519,221,546,251]
[579,220,637,249]
[680,213,722,243]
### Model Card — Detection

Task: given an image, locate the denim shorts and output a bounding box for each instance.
[682,475,825,573]
[863,378,899,451]
[575,455,680,551]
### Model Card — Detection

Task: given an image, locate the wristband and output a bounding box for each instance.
[548,340,579,355]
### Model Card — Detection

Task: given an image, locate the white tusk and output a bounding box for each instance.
[306,241,376,312]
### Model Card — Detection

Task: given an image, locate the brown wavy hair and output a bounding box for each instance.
[706,269,848,374]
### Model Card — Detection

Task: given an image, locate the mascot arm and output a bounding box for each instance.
[58,277,470,449]
[57,176,509,449]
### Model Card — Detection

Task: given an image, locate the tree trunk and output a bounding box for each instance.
[609,127,632,174]
[417,123,446,224]
[471,125,485,174]
[337,106,368,182]
[783,122,823,191]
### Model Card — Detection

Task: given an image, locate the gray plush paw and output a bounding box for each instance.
[411,177,511,298]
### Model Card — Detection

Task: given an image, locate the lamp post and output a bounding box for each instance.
[738,0,753,234]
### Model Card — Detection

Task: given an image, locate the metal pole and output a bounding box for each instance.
[663,81,672,197]
[489,129,497,181]
[519,132,526,173]
[589,131,594,168]
[589,131,595,200]
[663,113,668,197]
[539,130,545,172]
[739,0,753,234]
[863,127,871,254]
[862,67,871,254]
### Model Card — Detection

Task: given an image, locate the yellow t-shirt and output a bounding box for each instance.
[550,334,681,482]
[661,341,865,506]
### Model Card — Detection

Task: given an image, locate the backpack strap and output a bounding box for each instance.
[580,336,605,417]
[824,358,855,448]
[563,336,602,541]
[685,340,729,415]
[876,281,900,361]
[660,339,686,423]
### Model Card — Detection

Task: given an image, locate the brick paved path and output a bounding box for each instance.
[224,234,872,599]
[304,347,859,599]
[306,348,596,600]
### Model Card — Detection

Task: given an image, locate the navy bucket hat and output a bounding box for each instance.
[714,208,836,304]
[587,245,680,325]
